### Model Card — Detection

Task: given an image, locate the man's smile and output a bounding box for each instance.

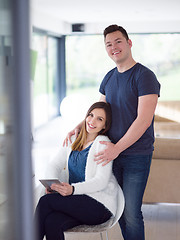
[112,50,121,55]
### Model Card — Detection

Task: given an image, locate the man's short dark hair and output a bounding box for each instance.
[103,24,129,41]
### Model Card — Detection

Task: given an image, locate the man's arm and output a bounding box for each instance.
[99,94,106,102]
[95,94,158,165]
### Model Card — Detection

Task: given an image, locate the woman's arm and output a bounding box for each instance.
[72,162,112,195]
[45,146,68,179]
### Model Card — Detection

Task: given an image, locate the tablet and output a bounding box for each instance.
[39,179,61,192]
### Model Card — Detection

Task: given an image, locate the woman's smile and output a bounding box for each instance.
[86,108,106,135]
[87,123,96,129]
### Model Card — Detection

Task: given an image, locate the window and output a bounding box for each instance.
[32,32,59,128]
[66,33,180,102]
[64,35,115,121]
[131,33,180,101]
[65,35,114,103]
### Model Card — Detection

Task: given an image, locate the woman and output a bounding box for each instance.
[35,102,119,240]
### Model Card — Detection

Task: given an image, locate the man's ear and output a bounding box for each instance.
[128,39,132,48]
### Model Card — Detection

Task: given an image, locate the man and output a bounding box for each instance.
[64,25,160,240]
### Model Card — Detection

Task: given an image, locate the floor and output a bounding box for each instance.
[33,117,180,240]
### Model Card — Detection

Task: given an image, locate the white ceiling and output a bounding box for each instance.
[31,0,180,34]
[32,0,180,23]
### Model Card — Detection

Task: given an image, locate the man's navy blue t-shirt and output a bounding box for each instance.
[99,63,161,155]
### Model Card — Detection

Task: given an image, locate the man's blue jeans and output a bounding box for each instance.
[113,153,152,240]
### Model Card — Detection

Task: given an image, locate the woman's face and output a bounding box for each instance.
[86,108,106,135]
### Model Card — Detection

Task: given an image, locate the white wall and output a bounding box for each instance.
[86,21,180,34]
[31,8,71,36]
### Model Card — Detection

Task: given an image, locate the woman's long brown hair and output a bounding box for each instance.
[71,102,112,151]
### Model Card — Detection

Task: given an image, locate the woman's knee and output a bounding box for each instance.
[38,194,49,208]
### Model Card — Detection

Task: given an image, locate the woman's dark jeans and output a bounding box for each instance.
[34,193,112,240]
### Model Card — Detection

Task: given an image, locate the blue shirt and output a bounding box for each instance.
[68,144,92,184]
[99,63,161,155]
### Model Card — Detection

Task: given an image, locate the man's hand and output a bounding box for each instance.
[51,182,73,196]
[63,128,79,147]
[94,141,120,166]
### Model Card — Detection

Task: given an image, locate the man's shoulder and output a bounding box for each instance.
[101,67,117,85]
[133,63,157,81]
[105,67,117,78]
[100,67,117,92]
[135,63,154,74]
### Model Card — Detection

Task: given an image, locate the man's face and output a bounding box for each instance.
[104,30,132,65]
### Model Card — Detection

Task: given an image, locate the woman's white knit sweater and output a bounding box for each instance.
[45,135,119,216]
